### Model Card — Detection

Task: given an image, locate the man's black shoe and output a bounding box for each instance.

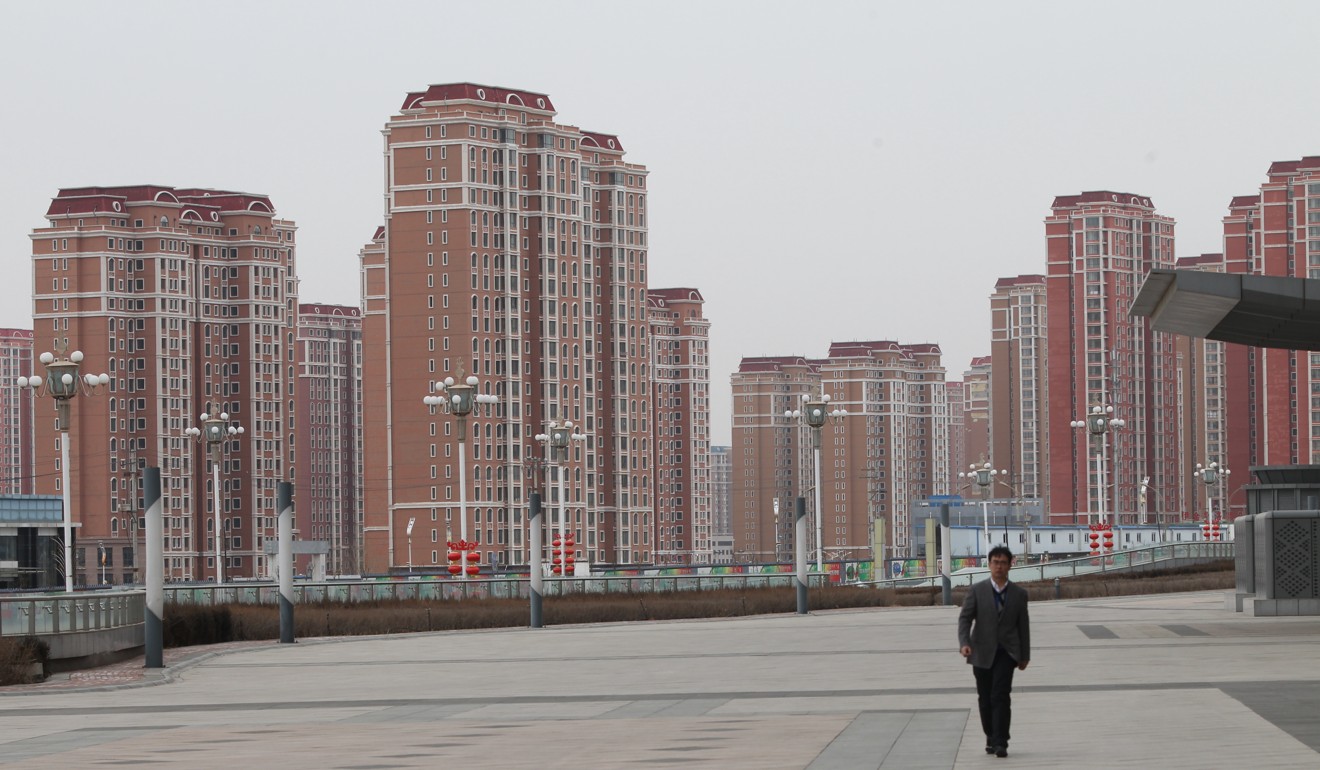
[994,745,1008,758]
[985,745,995,754]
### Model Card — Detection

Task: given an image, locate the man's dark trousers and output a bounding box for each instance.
[974,648,1017,748]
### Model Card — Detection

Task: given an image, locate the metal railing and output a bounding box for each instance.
[853,542,1234,590]
[0,591,144,638]
[159,572,830,606]
[1,542,1232,631]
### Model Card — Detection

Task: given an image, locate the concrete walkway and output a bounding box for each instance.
[1,590,1317,768]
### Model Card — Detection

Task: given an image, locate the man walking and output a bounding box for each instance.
[958,545,1030,758]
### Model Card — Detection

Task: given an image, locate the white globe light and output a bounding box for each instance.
[70,351,84,363]
[220,412,229,421]
[39,352,54,365]
[98,373,109,385]
[61,373,74,385]
[466,375,478,386]
[444,377,455,387]
[237,426,245,434]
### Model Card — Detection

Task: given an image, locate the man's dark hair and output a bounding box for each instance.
[988,545,1014,563]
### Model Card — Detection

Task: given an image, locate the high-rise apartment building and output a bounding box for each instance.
[0,329,34,495]
[710,444,731,538]
[1173,156,1320,522]
[647,288,711,564]
[361,83,652,573]
[30,185,298,585]
[1223,158,1320,467]
[989,275,1048,502]
[1045,192,1179,523]
[731,342,949,563]
[945,380,967,489]
[962,356,991,468]
[730,356,815,562]
[295,303,364,575]
[1164,253,1230,526]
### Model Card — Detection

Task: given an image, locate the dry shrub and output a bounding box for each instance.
[0,636,50,685]
[152,562,1234,648]
[162,604,235,647]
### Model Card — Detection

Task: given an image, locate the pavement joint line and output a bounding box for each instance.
[8,682,1306,718]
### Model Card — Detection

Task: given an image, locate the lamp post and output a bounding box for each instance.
[423,361,497,579]
[535,420,586,576]
[17,344,109,592]
[1194,462,1230,541]
[1070,401,1124,555]
[959,461,1004,566]
[786,390,848,572]
[406,517,415,573]
[186,411,244,584]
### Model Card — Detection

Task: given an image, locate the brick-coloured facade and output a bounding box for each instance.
[295,303,363,575]
[961,356,991,472]
[30,186,297,585]
[1044,192,1179,523]
[989,275,1048,503]
[361,84,653,573]
[0,329,34,495]
[731,342,949,564]
[647,288,712,564]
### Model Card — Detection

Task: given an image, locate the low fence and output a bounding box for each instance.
[855,541,1234,590]
[1,542,1233,635]
[160,572,829,606]
[0,592,142,637]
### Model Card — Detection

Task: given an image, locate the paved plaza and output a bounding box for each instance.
[2,590,1318,768]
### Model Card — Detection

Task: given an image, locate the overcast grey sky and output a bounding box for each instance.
[4,1,1319,445]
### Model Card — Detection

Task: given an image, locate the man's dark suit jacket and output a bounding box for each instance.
[957,578,1030,668]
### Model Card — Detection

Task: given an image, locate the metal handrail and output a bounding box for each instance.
[852,541,1234,590]
[1,542,1232,632]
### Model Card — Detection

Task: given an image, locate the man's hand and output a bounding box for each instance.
[960,645,971,658]
[1017,661,1029,671]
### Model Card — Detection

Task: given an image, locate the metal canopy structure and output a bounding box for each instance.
[1130,268,1320,350]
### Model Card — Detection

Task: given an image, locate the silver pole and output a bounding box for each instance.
[278,482,294,644]
[813,441,824,572]
[144,467,163,668]
[981,498,990,566]
[212,452,224,584]
[61,430,73,592]
[558,460,566,574]
[795,496,808,614]
[530,491,543,628]
[459,430,468,580]
[940,503,952,606]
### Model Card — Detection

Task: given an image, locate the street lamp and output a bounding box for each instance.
[1070,401,1124,555]
[186,411,244,584]
[1193,462,1231,541]
[423,361,497,579]
[17,344,109,592]
[959,461,1004,566]
[535,420,587,576]
[786,390,848,572]
[406,516,415,573]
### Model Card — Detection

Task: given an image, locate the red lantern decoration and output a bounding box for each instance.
[447,564,461,575]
